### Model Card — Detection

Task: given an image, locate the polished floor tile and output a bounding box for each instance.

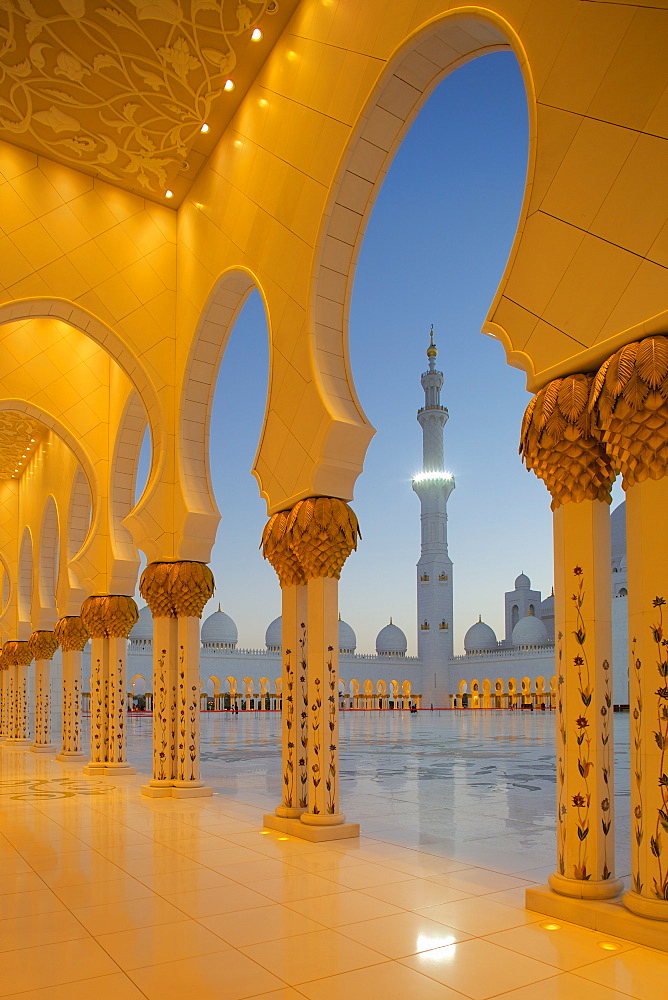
[127,949,285,1000]
[164,881,274,917]
[2,973,148,1000]
[486,920,636,971]
[0,937,119,996]
[72,894,186,934]
[574,946,668,1000]
[286,889,404,926]
[295,961,468,1000]
[241,927,386,984]
[417,895,542,935]
[338,910,472,958]
[401,937,556,999]
[96,917,229,969]
[200,902,325,946]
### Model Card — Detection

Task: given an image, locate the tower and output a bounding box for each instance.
[412,328,455,706]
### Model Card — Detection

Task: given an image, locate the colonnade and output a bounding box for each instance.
[521,334,668,921]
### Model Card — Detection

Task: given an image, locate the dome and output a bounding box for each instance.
[265,616,281,652]
[129,605,153,645]
[512,613,549,647]
[338,617,356,654]
[464,619,497,653]
[514,572,531,590]
[201,607,238,648]
[539,592,554,616]
[376,620,407,656]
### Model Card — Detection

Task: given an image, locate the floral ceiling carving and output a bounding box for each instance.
[0,411,47,479]
[0,0,283,201]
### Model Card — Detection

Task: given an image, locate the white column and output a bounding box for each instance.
[549,500,623,899]
[57,649,87,760]
[623,477,668,920]
[31,659,55,752]
[275,583,308,817]
[172,616,210,794]
[106,636,134,773]
[301,576,343,826]
[0,665,8,740]
[3,642,32,746]
[86,635,108,771]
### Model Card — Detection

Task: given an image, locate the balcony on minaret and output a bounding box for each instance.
[420,620,430,630]
[439,621,449,630]
[420,573,429,582]
[439,572,448,582]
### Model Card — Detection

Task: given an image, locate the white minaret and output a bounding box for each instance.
[412,328,455,707]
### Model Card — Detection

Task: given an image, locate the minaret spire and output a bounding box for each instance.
[412,326,455,705]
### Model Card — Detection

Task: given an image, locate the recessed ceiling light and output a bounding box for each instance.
[251,27,262,40]
[165,189,174,198]
[224,79,235,91]
[200,123,209,133]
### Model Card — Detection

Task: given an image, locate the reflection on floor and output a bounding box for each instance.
[0,711,662,1000]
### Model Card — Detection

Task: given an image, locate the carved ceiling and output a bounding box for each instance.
[0,0,299,204]
[0,411,47,479]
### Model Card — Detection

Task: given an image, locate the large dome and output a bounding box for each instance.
[376,620,407,656]
[338,617,356,654]
[514,572,531,590]
[129,604,153,645]
[539,592,554,616]
[464,619,497,653]
[265,616,281,651]
[201,607,238,648]
[512,613,549,647]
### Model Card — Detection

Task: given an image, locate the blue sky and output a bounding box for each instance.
[139,51,623,653]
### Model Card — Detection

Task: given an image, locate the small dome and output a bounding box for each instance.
[338,617,357,654]
[514,572,531,590]
[201,607,238,648]
[539,592,554,616]
[265,616,281,651]
[129,605,153,644]
[464,619,497,653]
[376,620,407,656]
[512,614,549,647]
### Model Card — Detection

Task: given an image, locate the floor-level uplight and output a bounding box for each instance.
[251,27,262,40]
[540,922,561,931]
[224,79,235,91]
[599,941,622,951]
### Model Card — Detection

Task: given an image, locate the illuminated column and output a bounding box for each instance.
[80,596,138,775]
[412,329,455,706]
[262,509,309,817]
[54,616,89,761]
[0,653,8,740]
[592,336,668,920]
[28,631,59,753]
[263,498,360,839]
[521,374,623,899]
[139,561,214,798]
[3,641,33,746]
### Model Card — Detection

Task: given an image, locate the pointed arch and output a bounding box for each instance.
[67,465,92,564]
[110,390,149,562]
[179,268,268,556]
[18,526,33,627]
[39,496,59,613]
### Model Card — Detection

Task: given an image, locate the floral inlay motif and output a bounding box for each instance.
[650,596,668,900]
[0,0,269,195]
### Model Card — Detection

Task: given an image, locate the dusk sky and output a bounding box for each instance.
[139,51,621,654]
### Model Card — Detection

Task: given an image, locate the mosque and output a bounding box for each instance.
[111,334,630,713]
[0,0,666,961]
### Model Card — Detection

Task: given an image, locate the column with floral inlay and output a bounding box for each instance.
[54,616,89,761]
[2,641,33,746]
[29,631,58,753]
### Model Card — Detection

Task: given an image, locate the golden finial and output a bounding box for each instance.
[338,612,342,621]
[389,616,393,625]
[478,614,482,623]
[426,324,437,359]
[217,602,221,613]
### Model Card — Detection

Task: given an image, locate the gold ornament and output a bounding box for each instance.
[590,336,668,488]
[0,650,7,671]
[80,595,139,638]
[3,640,33,667]
[520,373,615,509]
[289,497,360,580]
[139,561,215,618]
[261,509,306,587]
[28,631,59,661]
[54,617,89,652]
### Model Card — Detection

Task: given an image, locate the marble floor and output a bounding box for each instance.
[0,711,665,1000]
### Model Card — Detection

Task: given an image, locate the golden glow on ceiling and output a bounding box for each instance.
[0,413,47,480]
[0,0,299,204]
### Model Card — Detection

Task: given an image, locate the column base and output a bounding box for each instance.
[527,884,668,953]
[141,782,212,798]
[30,744,57,754]
[264,813,359,842]
[623,889,668,921]
[56,751,88,761]
[300,811,347,827]
[548,871,624,900]
[275,805,306,819]
[4,738,32,747]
